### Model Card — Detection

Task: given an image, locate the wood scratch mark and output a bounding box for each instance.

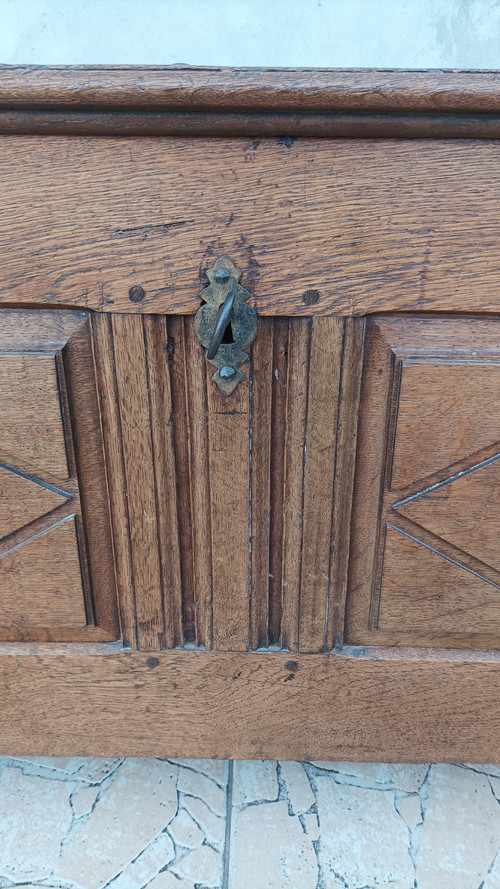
[115,221,193,239]
[419,244,431,301]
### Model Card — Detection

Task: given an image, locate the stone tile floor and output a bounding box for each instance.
[0,759,499,888]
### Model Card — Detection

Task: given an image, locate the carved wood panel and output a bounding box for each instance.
[346,316,500,649]
[0,310,118,642]
[92,313,364,652]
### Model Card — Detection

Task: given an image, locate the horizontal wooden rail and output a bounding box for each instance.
[0,645,499,761]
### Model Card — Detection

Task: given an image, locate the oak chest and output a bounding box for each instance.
[1,66,500,761]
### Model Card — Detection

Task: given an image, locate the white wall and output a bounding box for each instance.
[1,0,500,68]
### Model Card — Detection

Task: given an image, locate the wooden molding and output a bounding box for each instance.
[2,66,500,111]
[1,66,500,137]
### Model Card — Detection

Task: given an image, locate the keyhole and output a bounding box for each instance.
[221,320,235,345]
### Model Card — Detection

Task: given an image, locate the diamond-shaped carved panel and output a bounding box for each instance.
[0,309,118,643]
[347,316,500,650]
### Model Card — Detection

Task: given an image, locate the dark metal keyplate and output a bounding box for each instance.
[194,255,257,395]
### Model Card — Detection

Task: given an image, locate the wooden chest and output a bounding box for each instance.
[1,66,500,761]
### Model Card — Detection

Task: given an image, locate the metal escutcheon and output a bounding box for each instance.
[194,256,257,395]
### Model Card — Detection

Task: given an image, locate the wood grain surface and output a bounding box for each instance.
[390,362,500,490]
[2,69,500,762]
[0,310,118,643]
[0,465,67,539]
[0,355,70,477]
[326,317,366,650]
[0,645,499,762]
[90,314,359,652]
[347,315,500,650]
[377,525,500,645]
[2,138,500,316]
[0,518,87,627]
[2,67,500,138]
[1,67,500,112]
[4,111,500,140]
[397,455,500,572]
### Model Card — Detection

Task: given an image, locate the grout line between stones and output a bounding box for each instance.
[300,763,324,889]
[303,761,421,793]
[57,761,127,862]
[486,776,500,805]
[458,763,500,779]
[167,759,227,790]
[180,790,225,819]
[221,760,234,889]
[479,845,500,889]
[393,789,419,889]
[276,761,293,815]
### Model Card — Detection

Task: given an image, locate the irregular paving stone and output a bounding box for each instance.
[183,795,225,844]
[417,764,500,889]
[311,761,428,791]
[107,831,174,889]
[71,783,100,817]
[170,843,222,886]
[168,808,205,848]
[396,794,423,828]
[147,872,196,889]
[57,759,178,889]
[0,766,73,882]
[315,776,414,889]
[232,760,279,807]
[170,758,227,786]
[280,762,315,814]
[230,801,318,889]
[178,766,226,816]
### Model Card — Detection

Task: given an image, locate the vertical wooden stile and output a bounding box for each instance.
[143,315,184,649]
[91,313,138,649]
[167,316,197,643]
[298,317,344,652]
[183,316,214,648]
[110,314,166,651]
[268,318,290,646]
[249,318,274,649]
[208,362,251,652]
[326,317,366,649]
[280,319,311,651]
